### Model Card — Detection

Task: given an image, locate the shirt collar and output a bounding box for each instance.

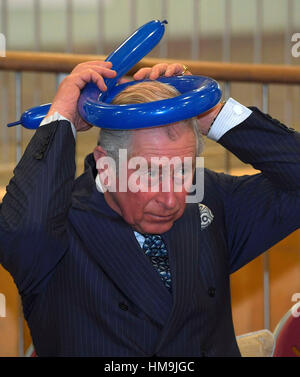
[95,174,104,193]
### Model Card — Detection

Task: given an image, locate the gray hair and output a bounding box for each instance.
[97,80,204,169]
[98,120,203,171]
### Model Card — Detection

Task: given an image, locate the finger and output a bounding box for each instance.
[118,77,130,84]
[91,66,117,79]
[164,63,185,77]
[149,63,169,80]
[133,67,152,80]
[74,69,108,92]
[73,65,116,79]
[72,61,113,74]
[85,61,113,68]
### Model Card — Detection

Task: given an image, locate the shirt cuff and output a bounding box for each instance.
[39,112,77,139]
[207,98,252,141]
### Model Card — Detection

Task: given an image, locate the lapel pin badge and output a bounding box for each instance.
[198,203,214,230]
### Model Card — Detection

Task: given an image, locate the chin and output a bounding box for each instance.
[139,220,174,235]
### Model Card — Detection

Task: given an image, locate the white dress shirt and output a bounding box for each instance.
[207,98,252,141]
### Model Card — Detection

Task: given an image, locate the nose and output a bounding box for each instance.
[156,190,178,210]
[156,179,178,210]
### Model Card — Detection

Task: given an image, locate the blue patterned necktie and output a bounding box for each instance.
[142,234,172,293]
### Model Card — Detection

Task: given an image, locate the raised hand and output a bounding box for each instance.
[133,63,192,81]
[46,61,117,131]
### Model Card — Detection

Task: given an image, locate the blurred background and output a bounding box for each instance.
[0,0,300,356]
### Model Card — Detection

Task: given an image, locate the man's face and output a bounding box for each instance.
[101,124,196,234]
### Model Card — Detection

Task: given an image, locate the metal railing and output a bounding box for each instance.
[2,51,300,83]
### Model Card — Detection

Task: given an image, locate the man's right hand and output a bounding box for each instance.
[46,61,117,132]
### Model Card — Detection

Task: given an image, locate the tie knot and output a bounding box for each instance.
[142,235,167,257]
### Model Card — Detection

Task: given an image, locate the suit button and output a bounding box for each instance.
[119,302,128,311]
[40,144,48,153]
[34,152,44,160]
[208,287,216,297]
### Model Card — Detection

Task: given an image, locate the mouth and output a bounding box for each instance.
[145,213,177,221]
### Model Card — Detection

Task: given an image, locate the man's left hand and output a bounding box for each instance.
[133,63,192,80]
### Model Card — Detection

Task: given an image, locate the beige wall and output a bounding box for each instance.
[0,265,19,356]
[231,222,300,335]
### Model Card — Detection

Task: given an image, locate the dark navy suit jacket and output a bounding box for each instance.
[0,108,300,356]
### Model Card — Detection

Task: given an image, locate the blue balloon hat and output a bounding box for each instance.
[78,76,221,129]
[7,19,222,130]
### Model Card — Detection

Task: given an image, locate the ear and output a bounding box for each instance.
[93,146,116,190]
[93,145,107,167]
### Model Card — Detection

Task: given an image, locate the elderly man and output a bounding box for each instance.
[0,61,299,357]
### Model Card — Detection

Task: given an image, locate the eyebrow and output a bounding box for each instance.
[144,158,196,171]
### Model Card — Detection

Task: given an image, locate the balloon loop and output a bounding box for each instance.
[7,20,222,130]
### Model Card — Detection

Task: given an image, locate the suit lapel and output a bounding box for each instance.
[154,202,218,352]
[70,161,220,348]
[69,170,173,327]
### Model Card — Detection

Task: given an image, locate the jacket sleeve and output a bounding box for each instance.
[213,107,300,273]
[0,120,76,296]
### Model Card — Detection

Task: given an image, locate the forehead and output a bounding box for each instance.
[130,123,196,159]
